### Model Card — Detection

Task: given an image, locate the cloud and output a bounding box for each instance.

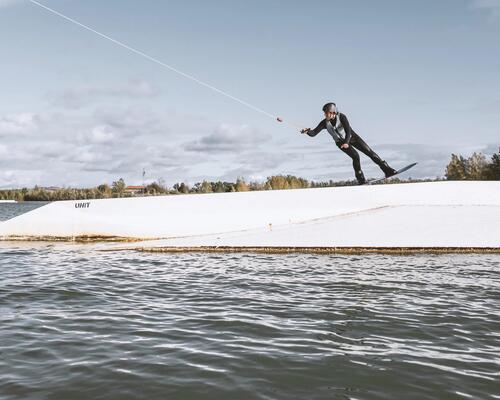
[470,0,500,20]
[88,125,115,144]
[184,124,271,153]
[0,76,496,188]
[0,105,224,188]
[0,100,290,188]
[0,104,494,187]
[0,104,487,187]
[50,80,159,109]
[0,113,42,136]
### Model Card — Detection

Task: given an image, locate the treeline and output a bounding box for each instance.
[0,175,439,202]
[1,149,498,202]
[445,148,500,180]
[0,176,324,201]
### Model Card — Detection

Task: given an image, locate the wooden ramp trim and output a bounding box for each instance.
[108,246,500,255]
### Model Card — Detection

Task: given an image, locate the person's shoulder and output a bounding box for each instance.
[339,112,351,122]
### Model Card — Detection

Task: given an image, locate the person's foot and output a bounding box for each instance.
[356,170,366,185]
[384,168,398,178]
[380,161,398,178]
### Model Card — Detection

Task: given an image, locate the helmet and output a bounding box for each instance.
[322,102,338,113]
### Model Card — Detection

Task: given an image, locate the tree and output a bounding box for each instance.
[211,181,227,193]
[249,181,265,191]
[445,151,497,180]
[173,182,189,194]
[265,175,289,190]
[157,178,168,192]
[198,181,213,193]
[491,150,500,179]
[484,148,500,180]
[145,182,166,195]
[445,154,468,180]
[467,152,488,180]
[235,178,249,192]
[264,175,310,190]
[97,184,112,198]
[286,175,310,189]
[112,178,126,197]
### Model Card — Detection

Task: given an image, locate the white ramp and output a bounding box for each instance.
[0,182,499,250]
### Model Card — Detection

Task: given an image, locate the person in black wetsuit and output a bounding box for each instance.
[301,103,397,184]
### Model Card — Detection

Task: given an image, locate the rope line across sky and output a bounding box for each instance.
[28,0,304,130]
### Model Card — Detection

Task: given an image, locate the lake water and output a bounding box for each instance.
[0,203,499,400]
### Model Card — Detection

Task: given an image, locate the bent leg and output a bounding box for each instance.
[351,136,383,165]
[340,145,365,184]
[351,136,397,177]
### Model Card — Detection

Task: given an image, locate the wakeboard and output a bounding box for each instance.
[366,162,418,185]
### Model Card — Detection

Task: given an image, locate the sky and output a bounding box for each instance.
[0,0,499,188]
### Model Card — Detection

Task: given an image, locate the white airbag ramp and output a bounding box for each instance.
[0,182,499,250]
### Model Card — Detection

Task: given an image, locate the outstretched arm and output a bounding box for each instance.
[301,120,326,137]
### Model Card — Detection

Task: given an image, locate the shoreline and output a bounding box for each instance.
[112,246,500,255]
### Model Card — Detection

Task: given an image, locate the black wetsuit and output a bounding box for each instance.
[306,113,394,183]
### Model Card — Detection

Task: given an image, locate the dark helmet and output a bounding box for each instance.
[322,102,338,113]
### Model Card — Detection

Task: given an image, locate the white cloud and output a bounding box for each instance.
[89,125,115,144]
[73,150,98,163]
[1,102,494,188]
[184,124,270,153]
[0,113,41,136]
[0,79,496,188]
[0,106,222,188]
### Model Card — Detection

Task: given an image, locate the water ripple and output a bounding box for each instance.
[0,245,499,400]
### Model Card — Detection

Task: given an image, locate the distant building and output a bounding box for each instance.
[124,186,145,195]
[41,187,62,192]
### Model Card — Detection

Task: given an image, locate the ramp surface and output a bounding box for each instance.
[1,182,499,250]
